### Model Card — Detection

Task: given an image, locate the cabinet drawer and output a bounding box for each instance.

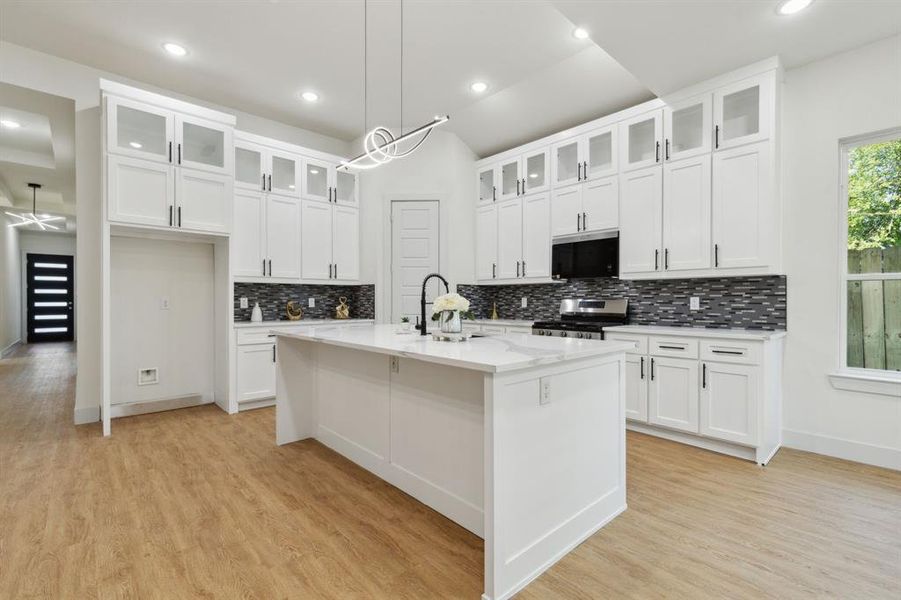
[649,336,698,359]
[236,329,278,346]
[700,340,760,365]
[604,333,647,355]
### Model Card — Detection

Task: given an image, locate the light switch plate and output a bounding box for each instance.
[521,296,528,308]
[239,297,248,309]
[690,297,700,311]
[308,297,315,308]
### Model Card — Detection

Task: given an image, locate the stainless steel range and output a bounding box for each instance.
[532,298,629,340]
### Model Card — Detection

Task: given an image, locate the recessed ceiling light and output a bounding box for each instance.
[0,119,21,129]
[573,27,589,40]
[776,0,813,15]
[470,81,488,94]
[162,42,187,57]
[301,91,319,102]
[129,141,143,149]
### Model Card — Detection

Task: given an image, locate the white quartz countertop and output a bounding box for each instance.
[470,319,534,327]
[604,324,786,341]
[235,319,374,329]
[274,324,631,373]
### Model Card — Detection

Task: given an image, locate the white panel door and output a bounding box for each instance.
[266,196,301,279]
[712,141,771,269]
[300,199,333,280]
[700,362,759,446]
[106,154,174,227]
[649,356,699,433]
[175,114,232,176]
[662,154,711,271]
[581,175,618,233]
[332,205,360,281]
[713,73,771,150]
[176,169,232,234]
[106,96,173,164]
[625,354,648,422]
[496,198,523,279]
[232,190,266,277]
[619,166,662,274]
[521,193,550,279]
[664,94,712,162]
[236,344,276,402]
[620,110,663,172]
[476,204,498,281]
[391,200,440,323]
[550,184,581,238]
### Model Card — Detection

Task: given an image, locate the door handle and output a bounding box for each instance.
[640,356,645,379]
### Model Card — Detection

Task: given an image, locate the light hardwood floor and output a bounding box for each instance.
[1,342,899,599]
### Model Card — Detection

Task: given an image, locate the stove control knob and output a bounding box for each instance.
[538,330,545,336]
[559,331,567,337]
[577,332,584,339]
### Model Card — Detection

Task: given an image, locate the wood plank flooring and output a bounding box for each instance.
[1,342,899,598]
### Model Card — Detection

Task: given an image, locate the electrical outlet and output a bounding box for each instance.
[540,378,551,405]
[160,297,170,310]
[239,297,249,309]
[690,297,700,311]
[521,296,528,308]
[308,297,315,308]
[390,356,400,373]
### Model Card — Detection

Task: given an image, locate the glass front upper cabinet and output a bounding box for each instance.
[108,97,173,163]
[303,158,331,202]
[235,145,264,190]
[478,165,496,203]
[585,127,616,179]
[270,153,299,196]
[664,95,711,162]
[620,110,662,171]
[499,157,521,200]
[177,116,230,174]
[334,169,357,205]
[522,148,548,194]
[714,73,771,150]
[553,140,581,187]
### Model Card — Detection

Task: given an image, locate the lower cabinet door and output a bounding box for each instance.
[648,356,699,433]
[176,168,233,234]
[700,362,759,446]
[266,195,301,279]
[625,354,649,422]
[107,154,174,228]
[236,343,276,402]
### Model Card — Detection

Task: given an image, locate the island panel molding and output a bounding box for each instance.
[234,282,375,321]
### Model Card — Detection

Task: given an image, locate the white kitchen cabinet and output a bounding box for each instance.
[700,361,759,446]
[649,356,699,434]
[235,142,267,192]
[266,196,302,279]
[477,163,498,204]
[522,193,550,278]
[662,154,711,271]
[496,198,523,279]
[494,147,550,201]
[551,174,618,238]
[300,199,360,282]
[552,139,581,188]
[334,169,358,206]
[107,154,174,228]
[237,342,276,403]
[712,141,772,270]
[664,94,711,162]
[620,110,663,172]
[619,166,662,273]
[332,205,360,281]
[175,114,232,176]
[713,73,772,151]
[302,157,333,203]
[551,184,582,238]
[624,354,648,422]
[552,125,617,188]
[106,96,174,164]
[521,148,550,196]
[233,191,300,280]
[268,150,300,197]
[232,190,266,277]
[498,156,521,201]
[176,169,232,234]
[476,204,498,280]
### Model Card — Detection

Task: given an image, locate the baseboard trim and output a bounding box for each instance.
[237,397,275,411]
[1,339,22,358]
[782,428,901,471]
[74,405,100,425]
[110,395,211,418]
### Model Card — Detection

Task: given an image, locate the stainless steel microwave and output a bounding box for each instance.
[551,232,618,279]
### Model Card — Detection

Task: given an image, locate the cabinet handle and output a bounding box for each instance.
[177,206,182,227]
[516,261,520,278]
[177,143,181,165]
[334,264,338,279]
[640,356,644,379]
[654,249,659,270]
[655,141,660,163]
[328,263,333,279]
[577,162,582,181]
[168,141,172,163]
[517,179,521,196]
[268,259,272,276]
[702,363,707,389]
[711,349,744,355]
[583,212,587,230]
[715,125,719,149]
[521,178,526,194]
[577,213,581,232]
[169,205,173,226]
[262,260,266,276]
[659,344,685,350]
[273,344,276,363]
[665,248,669,270]
[522,261,526,277]
[583,161,588,178]
[493,185,496,201]
[492,263,496,279]
[714,243,719,267]
[665,139,670,161]
[262,173,266,191]
[268,174,272,192]
[650,358,655,381]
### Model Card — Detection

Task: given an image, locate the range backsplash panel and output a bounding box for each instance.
[458,276,786,330]
[234,283,375,321]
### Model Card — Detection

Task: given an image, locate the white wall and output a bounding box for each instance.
[0,217,22,354]
[358,130,477,322]
[109,237,215,405]
[781,34,901,470]
[17,231,77,341]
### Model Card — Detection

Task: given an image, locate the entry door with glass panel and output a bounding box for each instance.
[664,94,711,162]
[713,74,771,150]
[26,253,75,343]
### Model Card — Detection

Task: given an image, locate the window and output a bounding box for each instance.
[841,131,901,374]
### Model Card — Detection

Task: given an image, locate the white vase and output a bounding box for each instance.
[251,302,263,323]
[439,310,462,334]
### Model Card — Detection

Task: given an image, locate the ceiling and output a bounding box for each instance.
[0,1,898,158]
[0,83,77,232]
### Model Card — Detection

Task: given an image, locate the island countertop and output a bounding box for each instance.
[274,323,631,373]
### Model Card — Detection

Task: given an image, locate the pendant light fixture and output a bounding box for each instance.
[5,183,64,230]
[340,0,449,171]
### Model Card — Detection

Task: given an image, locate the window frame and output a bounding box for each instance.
[837,127,901,383]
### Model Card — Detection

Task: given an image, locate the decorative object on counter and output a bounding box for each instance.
[490,302,499,320]
[335,296,350,319]
[431,331,472,343]
[397,316,413,334]
[250,302,263,323]
[286,301,303,321]
[430,292,473,335]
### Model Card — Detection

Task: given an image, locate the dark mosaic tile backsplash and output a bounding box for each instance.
[234,283,375,321]
[458,276,786,330]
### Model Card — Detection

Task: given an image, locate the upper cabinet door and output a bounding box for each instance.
[302,158,332,203]
[232,190,266,278]
[175,169,232,234]
[334,169,358,206]
[713,74,771,150]
[662,155,711,271]
[269,151,300,197]
[619,166,663,274]
[496,198,523,279]
[477,164,497,203]
[521,148,549,196]
[106,97,174,164]
[521,193,550,279]
[106,154,174,227]
[332,206,360,281]
[581,175,618,233]
[583,126,617,180]
[550,184,582,238]
[476,204,498,281]
[266,196,301,279]
[175,115,232,175]
[552,139,581,188]
[620,110,663,172]
[235,143,267,192]
[498,157,521,200]
[664,95,712,162]
[300,199,333,280]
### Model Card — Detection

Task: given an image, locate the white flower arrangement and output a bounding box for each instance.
[431,292,471,315]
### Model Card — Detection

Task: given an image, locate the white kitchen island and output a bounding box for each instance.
[274,324,631,600]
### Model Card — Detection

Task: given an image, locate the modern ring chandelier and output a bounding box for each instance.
[340,0,449,171]
[5,183,64,230]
